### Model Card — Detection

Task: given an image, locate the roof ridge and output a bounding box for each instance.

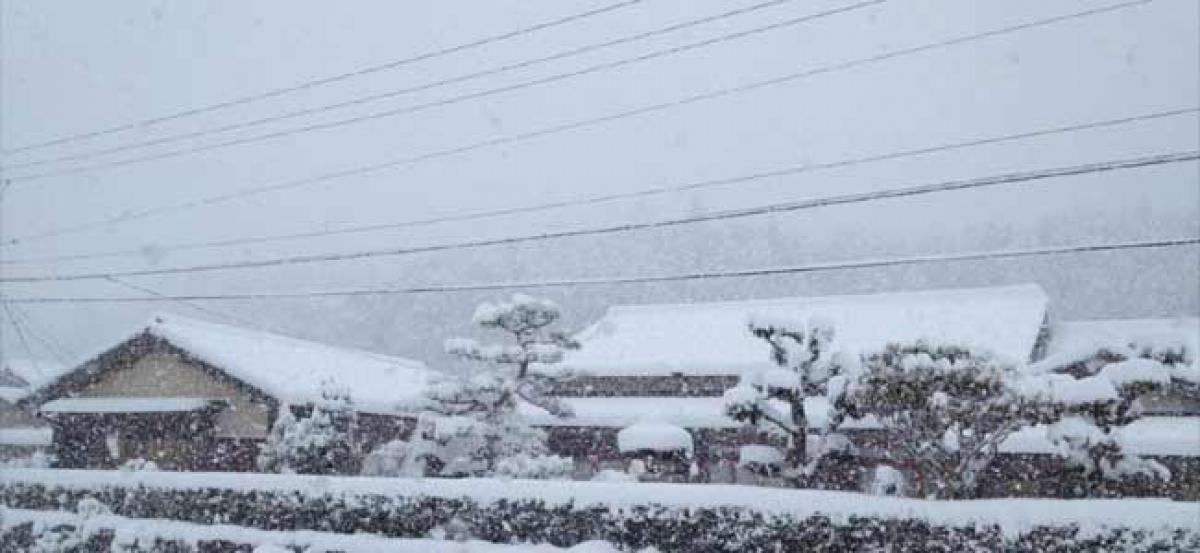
[602,283,1048,315]
[148,311,425,369]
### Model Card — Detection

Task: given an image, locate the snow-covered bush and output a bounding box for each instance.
[119,458,160,472]
[724,316,848,472]
[415,293,578,477]
[359,439,427,478]
[256,388,356,475]
[494,453,573,480]
[1015,346,1193,483]
[832,342,1030,499]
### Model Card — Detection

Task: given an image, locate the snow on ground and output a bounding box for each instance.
[555,284,1048,376]
[0,507,628,553]
[0,427,51,446]
[3,469,1196,538]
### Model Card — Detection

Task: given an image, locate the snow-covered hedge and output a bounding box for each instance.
[1,470,1197,552]
[0,507,627,552]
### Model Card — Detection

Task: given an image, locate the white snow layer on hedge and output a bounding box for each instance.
[556,284,1047,376]
[3,469,1196,539]
[617,422,693,455]
[0,508,626,553]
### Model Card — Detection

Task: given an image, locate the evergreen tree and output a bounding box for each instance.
[723,316,846,471]
[415,293,577,477]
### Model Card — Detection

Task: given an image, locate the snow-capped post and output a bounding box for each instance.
[417,293,578,477]
[723,316,843,471]
[832,342,1030,499]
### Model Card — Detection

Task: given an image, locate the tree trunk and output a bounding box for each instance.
[787,395,807,467]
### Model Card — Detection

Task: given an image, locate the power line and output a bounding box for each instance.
[4,0,883,181]
[5,237,1195,303]
[5,302,76,366]
[0,0,648,155]
[2,0,811,171]
[102,275,262,329]
[0,0,1152,247]
[2,150,1194,283]
[0,301,40,366]
[3,106,1193,265]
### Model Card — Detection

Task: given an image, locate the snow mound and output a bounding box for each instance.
[617,422,693,455]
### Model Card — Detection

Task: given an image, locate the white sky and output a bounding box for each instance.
[0,0,1197,368]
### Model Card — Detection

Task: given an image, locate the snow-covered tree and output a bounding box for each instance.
[1016,344,1196,483]
[414,293,577,477]
[722,315,845,470]
[831,342,1029,499]
[257,383,356,475]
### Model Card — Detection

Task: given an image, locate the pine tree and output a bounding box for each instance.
[416,293,577,477]
[831,342,1028,499]
[722,316,845,471]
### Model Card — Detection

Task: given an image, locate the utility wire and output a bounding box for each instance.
[0,301,40,367]
[5,237,1195,303]
[0,0,1151,247]
[2,0,812,171]
[102,275,262,329]
[6,302,76,367]
[4,0,883,181]
[1,150,1193,283]
[3,107,1193,264]
[0,0,648,155]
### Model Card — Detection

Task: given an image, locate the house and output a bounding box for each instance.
[21,313,431,471]
[986,316,1200,499]
[532,289,1200,497]
[534,283,1051,478]
[0,359,66,461]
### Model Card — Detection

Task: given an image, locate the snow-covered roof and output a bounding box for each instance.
[616,421,693,455]
[31,313,433,415]
[1031,317,1200,373]
[39,397,220,414]
[519,396,881,430]
[559,284,1049,376]
[0,359,70,403]
[1000,416,1200,457]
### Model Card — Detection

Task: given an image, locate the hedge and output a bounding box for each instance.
[1,475,1196,552]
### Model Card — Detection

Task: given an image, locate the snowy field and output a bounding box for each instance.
[3,469,1197,540]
